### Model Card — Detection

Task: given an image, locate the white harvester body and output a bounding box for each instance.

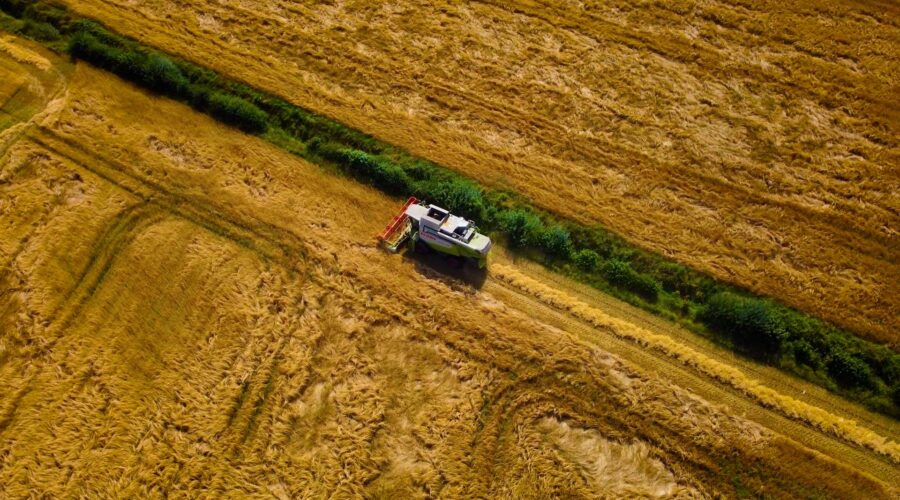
[377,197,492,267]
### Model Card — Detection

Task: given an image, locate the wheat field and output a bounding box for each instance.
[0,38,895,497]
[58,0,900,345]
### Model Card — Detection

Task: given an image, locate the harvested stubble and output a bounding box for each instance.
[0,40,895,497]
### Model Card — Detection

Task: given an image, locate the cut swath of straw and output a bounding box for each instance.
[492,264,900,463]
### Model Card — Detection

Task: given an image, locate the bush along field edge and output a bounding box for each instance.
[1,0,897,418]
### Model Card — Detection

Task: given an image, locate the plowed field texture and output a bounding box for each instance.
[58,0,900,345]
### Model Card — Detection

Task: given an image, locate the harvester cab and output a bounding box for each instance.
[377,197,492,268]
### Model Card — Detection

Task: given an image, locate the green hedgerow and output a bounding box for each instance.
[827,351,874,389]
[206,92,268,133]
[790,340,819,368]
[601,259,661,302]
[142,54,189,94]
[499,209,543,248]
[419,178,485,221]
[318,147,413,195]
[540,225,572,259]
[573,249,601,272]
[702,292,786,360]
[21,19,59,41]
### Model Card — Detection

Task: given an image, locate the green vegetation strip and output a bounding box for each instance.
[3,0,897,417]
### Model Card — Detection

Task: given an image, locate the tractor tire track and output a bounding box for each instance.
[0,202,158,438]
[30,205,160,354]
[26,128,316,274]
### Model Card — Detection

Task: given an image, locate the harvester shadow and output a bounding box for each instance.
[401,247,488,291]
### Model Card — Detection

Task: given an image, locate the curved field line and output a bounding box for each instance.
[490,264,900,464]
[26,128,314,272]
[0,37,70,157]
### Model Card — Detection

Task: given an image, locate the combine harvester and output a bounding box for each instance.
[378,197,492,268]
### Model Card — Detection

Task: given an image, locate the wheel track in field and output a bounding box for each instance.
[25,127,315,273]
[480,275,899,485]
[0,201,157,436]
[5,126,317,379]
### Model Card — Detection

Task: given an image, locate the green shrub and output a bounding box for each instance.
[827,352,874,389]
[405,161,438,181]
[702,293,786,359]
[882,358,900,386]
[862,346,900,385]
[540,225,572,259]
[67,31,104,62]
[790,340,818,368]
[21,2,70,30]
[319,147,412,195]
[206,92,268,133]
[21,19,59,40]
[69,20,119,45]
[276,108,315,141]
[306,136,324,153]
[420,178,485,221]
[573,249,600,272]
[654,261,718,302]
[601,259,661,302]
[68,32,140,81]
[498,209,543,248]
[142,54,188,94]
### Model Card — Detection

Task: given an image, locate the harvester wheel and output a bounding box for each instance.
[415,239,431,254]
